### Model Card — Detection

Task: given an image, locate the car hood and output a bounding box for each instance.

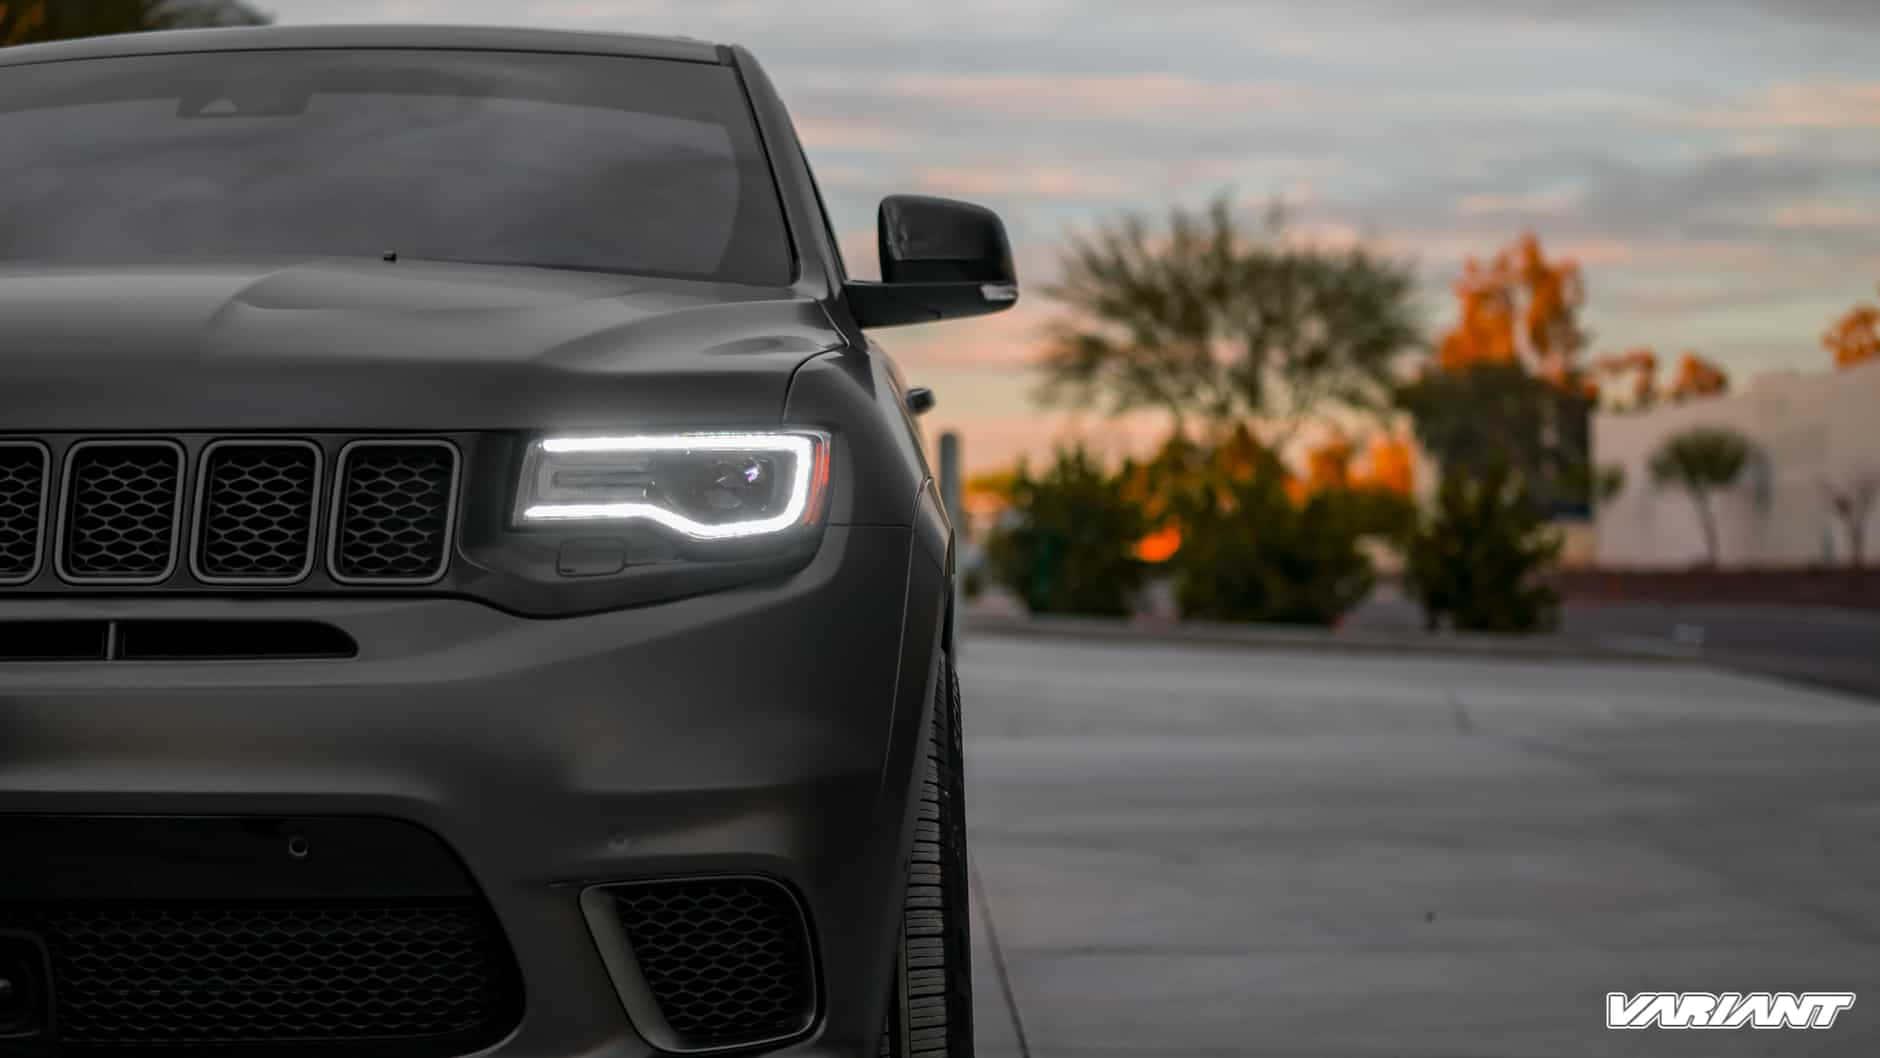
[0,260,841,431]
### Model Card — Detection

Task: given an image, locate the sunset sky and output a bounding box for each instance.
[264,0,1880,471]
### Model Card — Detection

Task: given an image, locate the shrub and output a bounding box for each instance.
[1404,464,1562,633]
[1169,468,1388,625]
[984,446,1148,616]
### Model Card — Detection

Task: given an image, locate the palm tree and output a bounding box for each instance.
[1649,427,1755,566]
[3,0,267,47]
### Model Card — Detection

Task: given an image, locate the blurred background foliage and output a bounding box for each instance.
[985,202,1709,633]
[1,0,267,46]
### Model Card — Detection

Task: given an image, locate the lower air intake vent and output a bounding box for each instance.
[331,441,458,584]
[195,440,321,583]
[0,900,518,1053]
[0,441,47,583]
[59,440,184,583]
[609,877,817,1052]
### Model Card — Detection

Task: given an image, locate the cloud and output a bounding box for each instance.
[793,117,918,152]
[1765,200,1877,229]
[1681,79,1880,130]
[1455,188,1582,218]
[912,163,1132,200]
[874,72,1311,123]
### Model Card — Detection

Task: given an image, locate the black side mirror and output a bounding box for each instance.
[845,195,1018,328]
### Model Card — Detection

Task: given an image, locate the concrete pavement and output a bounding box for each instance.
[961,633,1880,1057]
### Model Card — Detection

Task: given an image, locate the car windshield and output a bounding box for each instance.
[0,49,793,285]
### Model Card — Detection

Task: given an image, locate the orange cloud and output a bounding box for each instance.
[792,116,918,153]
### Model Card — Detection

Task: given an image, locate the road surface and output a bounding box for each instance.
[961,634,1880,1057]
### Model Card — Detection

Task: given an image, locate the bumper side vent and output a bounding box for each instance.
[607,877,818,1052]
[0,441,48,584]
[58,441,185,583]
[194,440,321,583]
[331,441,458,584]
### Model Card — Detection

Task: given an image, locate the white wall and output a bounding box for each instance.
[1594,359,1880,568]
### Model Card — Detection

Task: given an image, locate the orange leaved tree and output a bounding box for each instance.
[1823,292,1879,370]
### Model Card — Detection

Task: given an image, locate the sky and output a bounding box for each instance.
[260,0,1880,472]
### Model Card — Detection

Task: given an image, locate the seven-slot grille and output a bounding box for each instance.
[0,438,458,587]
[331,441,459,584]
[0,441,48,584]
[59,441,186,583]
[194,440,322,583]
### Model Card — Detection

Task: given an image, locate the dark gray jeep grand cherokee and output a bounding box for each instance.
[0,24,1016,1058]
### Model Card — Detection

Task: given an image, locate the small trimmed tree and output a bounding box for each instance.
[1649,427,1754,566]
[1404,464,1562,633]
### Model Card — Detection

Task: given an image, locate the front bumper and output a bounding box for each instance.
[0,524,949,1057]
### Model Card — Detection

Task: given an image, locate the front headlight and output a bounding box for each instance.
[514,431,831,540]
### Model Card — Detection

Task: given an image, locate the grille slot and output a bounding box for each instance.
[0,900,519,1053]
[0,441,48,583]
[611,877,817,1052]
[194,440,321,583]
[331,441,458,584]
[58,440,185,583]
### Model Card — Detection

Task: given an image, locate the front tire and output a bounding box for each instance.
[880,652,974,1057]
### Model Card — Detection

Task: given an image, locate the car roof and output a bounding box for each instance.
[0,23,727,68]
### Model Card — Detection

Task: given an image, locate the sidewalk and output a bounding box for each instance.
[965,584,1880,700]
[964,611,1673,664]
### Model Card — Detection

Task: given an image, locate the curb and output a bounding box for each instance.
[962,612,1698,664]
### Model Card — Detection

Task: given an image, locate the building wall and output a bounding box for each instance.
[1594,359,1880,568]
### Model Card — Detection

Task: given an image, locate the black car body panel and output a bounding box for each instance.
[0,22,1010,1058]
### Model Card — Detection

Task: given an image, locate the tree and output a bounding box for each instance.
[1406,233,1597,513]
[1437,233,1588,387]
[1822,296,1879,370]
[1404,462,1561,633]
[2,0,267,46]
[1594,347,1659,409]
[1823,471,1879,567]
[1649,427,1755,566]
[1037,196,1420,441]
[1396,360,1594,513]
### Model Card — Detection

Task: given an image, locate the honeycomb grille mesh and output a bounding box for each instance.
[61,443,182,580]
[0,444,45,581]
[197,444,320,581]
[0,900,517,1049]
[333,444,456,582]
[614,878,816,1049]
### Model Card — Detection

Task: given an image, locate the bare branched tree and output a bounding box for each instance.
[1823,471,1879,567]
